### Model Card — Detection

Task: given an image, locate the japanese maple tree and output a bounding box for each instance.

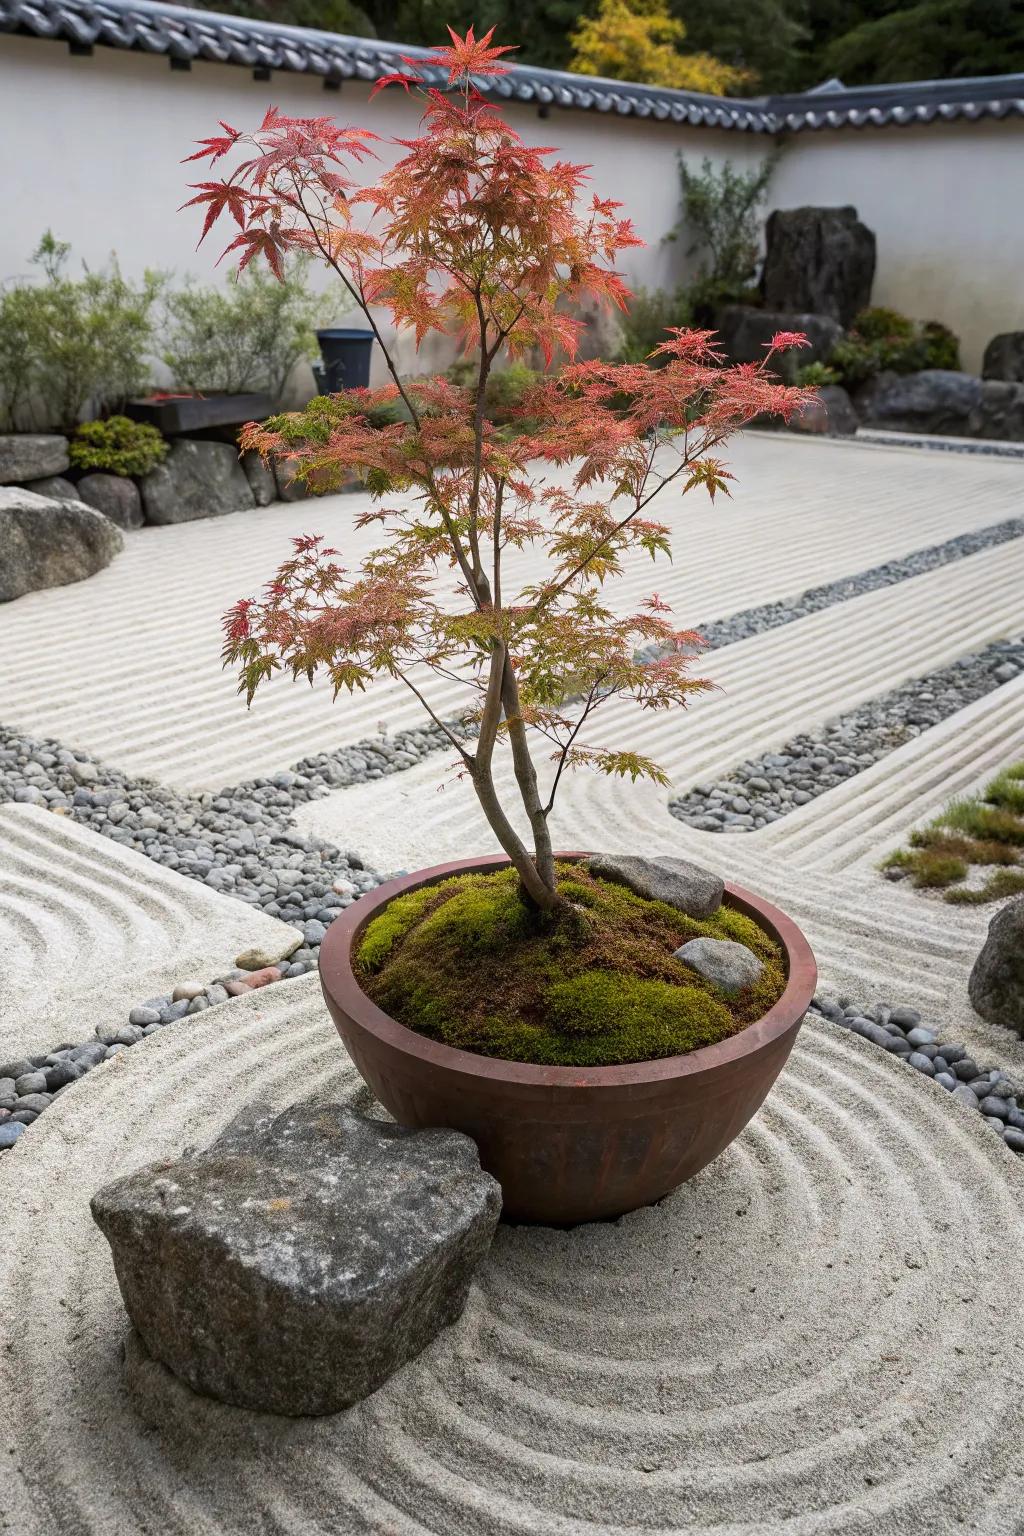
[187,27,811,917]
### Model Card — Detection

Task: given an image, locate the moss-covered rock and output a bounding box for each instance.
[355,863,786,1068]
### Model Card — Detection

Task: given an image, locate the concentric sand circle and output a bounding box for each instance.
[2,978,1024,1534]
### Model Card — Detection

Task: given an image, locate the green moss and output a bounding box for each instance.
[356,863,787,1068]
[910,852,968,889]
[881,763,1024,904]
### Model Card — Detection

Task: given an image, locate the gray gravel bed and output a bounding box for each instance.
[810,995,1024,1157]
[690,517,1023,652]
[854,432,1024,460]
[669,636,1024,833]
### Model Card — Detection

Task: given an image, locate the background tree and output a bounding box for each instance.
[568,0,751,92]
[819,0,1024,84]
[190,28,809,916]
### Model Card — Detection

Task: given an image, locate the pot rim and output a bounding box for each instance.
[318,852,817,1089]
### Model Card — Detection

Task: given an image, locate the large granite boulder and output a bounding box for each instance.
[586,853,723,919]
[0,434,70,484]
[139,440,256,524]
[968,898,1024,1034]
[717,306,842,374]
[23,474,78,501]
[75,472,144,530]
[91,1103,502,1417]
[761,206,876,327]
[969,380,1024,442]
[790,384,858,437]
[0,487,123,602]
[855,369,982,436]
[982,332,1024,382]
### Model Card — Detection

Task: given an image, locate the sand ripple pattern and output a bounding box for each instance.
[0,803,298,1057]
[2,980,1023,1535]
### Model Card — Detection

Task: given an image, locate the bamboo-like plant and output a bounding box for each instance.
[187,27,810,917]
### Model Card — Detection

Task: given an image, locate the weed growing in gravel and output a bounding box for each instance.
[881,761,1024,902]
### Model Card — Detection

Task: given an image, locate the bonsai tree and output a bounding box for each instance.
[187,26,810,920]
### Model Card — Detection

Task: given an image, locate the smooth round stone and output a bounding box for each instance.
[9,1109,39,1125]
[128,1007,161,1027]
[952,1085,981,1110]
[906,1027,937,1047]
[186,996,209,1015]
[1007,1108,1024,1131]
[14,1071,47,1097]
[0,1122,26,1148]
[939,1044,967,1065]
[45,1059,86,1090]
[934,1073,956,1091]
[891,1007,922,1027]
[173,981,207,1002]
[979,1097,1010,1121]
[953,1060,980,1081]
[908,1052,936,1076]
[15,1093,52,1113]
[883,1035,912,1056]
[985,1116,1007,1132]
[987,1079,1016,1099]
[1003,1128,1024,1153]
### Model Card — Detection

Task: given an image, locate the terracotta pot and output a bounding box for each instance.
[318,854,817,1225]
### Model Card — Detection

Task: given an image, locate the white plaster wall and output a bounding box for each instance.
[1,32,1021,375]
[766,120,1024,373]
[0,34,761,388]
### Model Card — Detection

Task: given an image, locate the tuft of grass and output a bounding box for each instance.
[910,852,967,889]
[945,868,1024,906]
[985,769,1024,815]
[879,758,1024,902]
[356,863,786,1067]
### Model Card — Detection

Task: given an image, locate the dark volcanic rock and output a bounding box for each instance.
[791,384,858,436]
[0,434,70,484]
[716,306,842,374]
[969,380,1024,442]
[75,472,144,530]
[855,369,982,436]
[761,206,876,326]
[969,898,1024,1035]
[586,853,723,919]
[139,440,256,524]
[242,450,277,506]
[91,1103,501,1416]
[982,332,1024,383]
[0,487,123,602]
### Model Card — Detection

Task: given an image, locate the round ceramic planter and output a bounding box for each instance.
[318,854,817,1225]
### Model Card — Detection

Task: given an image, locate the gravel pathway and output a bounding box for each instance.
[669,635,1024,832]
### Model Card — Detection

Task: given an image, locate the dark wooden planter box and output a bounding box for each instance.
[319,854,817,1225]
[125,393,274,436]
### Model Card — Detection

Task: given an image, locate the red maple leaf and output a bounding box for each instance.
[426,25,517,84]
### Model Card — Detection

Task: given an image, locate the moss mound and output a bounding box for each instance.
[355,863,787,1067]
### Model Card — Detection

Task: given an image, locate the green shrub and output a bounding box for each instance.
[796,361,838,387]
[615,286,691,363]
[0,232,162,431]
[69,415,168,477]
[444,360,542,428]
[671,152,780,323]
[830,307,962,389]
[162,255,326,400]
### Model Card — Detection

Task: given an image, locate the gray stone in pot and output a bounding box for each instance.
[675,936,763,996]
[982,332,1024,382]
[90,1102,501,1416]
[139,440,256,524]
[855,369,981,436]
[969,897,1024,1035]
[0,434,70,484]
[586,853,723,919]
[75,472,144,530]
[0,487,123,602]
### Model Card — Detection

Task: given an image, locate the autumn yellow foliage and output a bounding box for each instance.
[568,0,751,95]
